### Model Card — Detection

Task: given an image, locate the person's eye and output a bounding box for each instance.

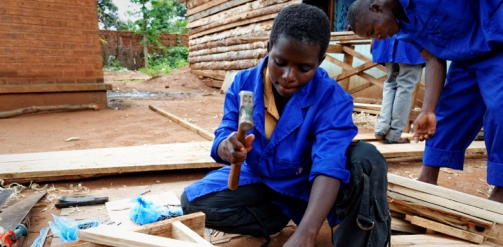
[274,59,286,66]
[299,67,312,73]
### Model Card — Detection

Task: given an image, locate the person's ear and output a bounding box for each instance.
[267,41,271,53]
[370,3,383,13]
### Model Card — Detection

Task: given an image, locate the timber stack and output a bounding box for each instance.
[181,0,302,88]
[387,173,502,246]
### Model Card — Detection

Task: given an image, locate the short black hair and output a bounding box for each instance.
[348,0,373,33]
[269,4,330,61]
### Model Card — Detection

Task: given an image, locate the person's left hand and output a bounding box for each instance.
[283,228,316,247]
[413,111,436,142]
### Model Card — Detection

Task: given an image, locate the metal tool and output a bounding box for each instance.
[0,191,46,247]
[228,90,254,190]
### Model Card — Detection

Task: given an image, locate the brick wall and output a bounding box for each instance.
[100,31,189,70]
[0,0,110,111]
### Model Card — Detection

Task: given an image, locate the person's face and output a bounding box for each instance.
[354,4,400,40]
[267,36,323,98]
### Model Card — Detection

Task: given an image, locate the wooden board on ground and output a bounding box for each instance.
[106,191,181,230]
[354,133,413,142]
[0,142,220,183]
[390,234,491,246]
[409,216,484,244]
[368,140,486,159]
[0,139,486,183]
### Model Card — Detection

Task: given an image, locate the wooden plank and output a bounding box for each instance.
[149,105,215,141]
[391,216,425,234]
[335,61,378,82]
[409,216,484,244]
[391,234,491,246]
[354,133,413,142]
[388,173,503,217]
[78,225,214,247]
[329,31,366,42]
[0,142,220,183]
[0,140,486,183]
[338,45,355,90]
[0,83,112,94]
[325,55,384,88]
[172,221,213,246]
[326,44,343,53]
[368,140,486,159]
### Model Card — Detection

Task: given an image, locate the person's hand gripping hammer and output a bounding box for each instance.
[223,91,254,190]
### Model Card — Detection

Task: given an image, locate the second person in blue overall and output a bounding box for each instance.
[372,36,424,144]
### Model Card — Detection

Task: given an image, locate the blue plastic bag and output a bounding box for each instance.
[129,196,183,225]
[129,196,164,225]
[48,214,99,242]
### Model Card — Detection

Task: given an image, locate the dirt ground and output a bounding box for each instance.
[0,66,500,246]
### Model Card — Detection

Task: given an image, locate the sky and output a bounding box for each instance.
[112,0,141,21]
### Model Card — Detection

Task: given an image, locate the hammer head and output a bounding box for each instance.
[238,91,254,131]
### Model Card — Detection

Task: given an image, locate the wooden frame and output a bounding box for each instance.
[55,212,211,247]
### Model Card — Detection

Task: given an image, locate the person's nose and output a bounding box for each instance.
[282,67,296,83]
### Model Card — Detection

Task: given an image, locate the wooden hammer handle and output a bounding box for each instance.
[228,126,247,190]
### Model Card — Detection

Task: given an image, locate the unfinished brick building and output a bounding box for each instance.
[0,0,110,111]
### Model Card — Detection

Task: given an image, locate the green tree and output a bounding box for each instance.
[97,0,127,30]
[128,0,188,68]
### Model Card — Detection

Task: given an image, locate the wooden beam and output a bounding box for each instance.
[391,216,425,234]
[150,105,214,141]
[171,221,213,246]
[326,44,343,53]
[0,83,112,94]
[409,216,484,244]
[78,225,214,247]
[335,61,378,82]
[391,234,491,246]
[368,140,486,159]
[338,45,355,90]
[325,54,384,88]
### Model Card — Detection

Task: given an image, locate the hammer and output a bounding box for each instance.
[228,90,254,190]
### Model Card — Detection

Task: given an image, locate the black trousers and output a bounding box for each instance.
[181,141,391,247]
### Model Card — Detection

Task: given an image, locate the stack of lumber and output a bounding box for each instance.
[185,0,302,87]
[387,173,502,245]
